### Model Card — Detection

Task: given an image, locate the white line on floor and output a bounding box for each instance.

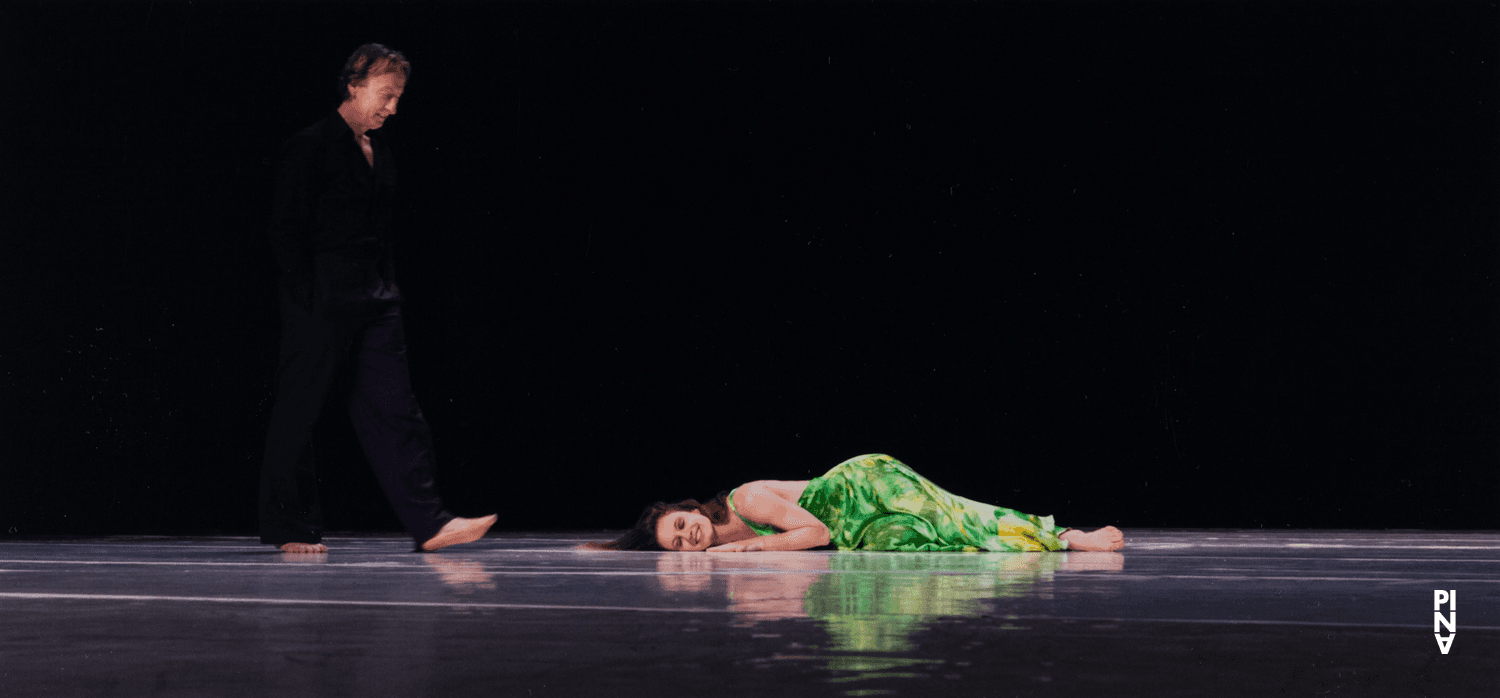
[0,592,728,614]
[4,593,1496,632]
[0,559,406,568]
[1285,544,1500,550]
[1113,555,1500,563]
[972,614,1500,632]
[1115,574,1500,583]
[1,559,1497,581]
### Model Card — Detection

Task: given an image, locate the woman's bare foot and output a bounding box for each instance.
[421,514,498,551]
[1059,526,1124,552]
[279,542,327,554]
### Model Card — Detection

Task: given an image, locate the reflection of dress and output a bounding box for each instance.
[728,454,1070,552]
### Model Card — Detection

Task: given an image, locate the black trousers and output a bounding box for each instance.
[259,254,453,547]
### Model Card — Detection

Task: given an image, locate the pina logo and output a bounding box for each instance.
[1433,590,1457,654]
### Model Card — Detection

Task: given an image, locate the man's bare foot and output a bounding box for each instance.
[279,542,327,553]
[1059,526,1125,552]
[421,514,498,552]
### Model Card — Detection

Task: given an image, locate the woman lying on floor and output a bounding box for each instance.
[585,454,1124,553]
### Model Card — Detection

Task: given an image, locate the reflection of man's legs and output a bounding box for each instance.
[259,291,344,546]
[348,302,454,547]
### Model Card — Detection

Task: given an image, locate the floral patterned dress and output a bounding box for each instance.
[728,454,1070,552]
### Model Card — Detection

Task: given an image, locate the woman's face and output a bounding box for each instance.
[656,509,713,551]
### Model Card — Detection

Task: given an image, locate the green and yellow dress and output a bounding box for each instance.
[728,454,1070,552]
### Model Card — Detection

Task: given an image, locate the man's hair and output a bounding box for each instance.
[338,43,411,102]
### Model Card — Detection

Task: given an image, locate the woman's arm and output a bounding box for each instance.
[707,482,831,552]
[706,526,828,552]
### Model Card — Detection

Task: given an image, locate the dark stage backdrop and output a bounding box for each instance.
[3,1,1496,536]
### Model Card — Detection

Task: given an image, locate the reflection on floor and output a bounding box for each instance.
[1,530,1495,696]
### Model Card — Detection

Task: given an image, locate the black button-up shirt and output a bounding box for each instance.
[268,111,398,285]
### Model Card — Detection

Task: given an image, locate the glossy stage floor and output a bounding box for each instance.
[1,530,1495,697]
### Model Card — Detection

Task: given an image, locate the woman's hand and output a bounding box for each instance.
[706,539,765,553]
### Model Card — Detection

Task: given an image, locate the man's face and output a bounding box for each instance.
[345,67,405,133]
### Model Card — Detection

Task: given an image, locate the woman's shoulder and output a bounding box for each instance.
[733,480,810,509]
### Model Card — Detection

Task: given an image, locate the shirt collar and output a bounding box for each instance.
[326,110,382,142]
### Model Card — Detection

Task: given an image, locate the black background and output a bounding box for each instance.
[3,1,1496,536]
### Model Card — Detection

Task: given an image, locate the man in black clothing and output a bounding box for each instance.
[261,44,495,553]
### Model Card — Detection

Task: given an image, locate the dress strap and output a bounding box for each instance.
[727,488,779,537]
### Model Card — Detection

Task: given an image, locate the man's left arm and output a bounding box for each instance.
[377,139,398,286]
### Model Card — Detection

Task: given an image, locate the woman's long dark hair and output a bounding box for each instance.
[582,492,732,551]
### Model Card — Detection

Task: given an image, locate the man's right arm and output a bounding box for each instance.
[267,136,318,303]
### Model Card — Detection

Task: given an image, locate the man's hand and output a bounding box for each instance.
[706,539,765,553]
